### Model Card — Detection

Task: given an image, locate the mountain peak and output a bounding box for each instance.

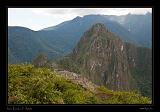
[92,23,106,29]
[89,23,109,34]
[71,22,136,91]
[73,16,82,21]
[146,12,151,16]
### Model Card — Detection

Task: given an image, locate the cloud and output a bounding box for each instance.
[70,8,102,15]
[29,8,152,22]
[31,8,152,17]
[47,8,71,15]
[8,8,152,31]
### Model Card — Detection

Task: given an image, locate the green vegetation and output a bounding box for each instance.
[125,43,152,98]
[32,53,48,67]
[8,64,151,104]
[8,64,97,104]
[96,86,151,104]
[98,86,151,104]
[56,57,81,74]
[131,69,152,98]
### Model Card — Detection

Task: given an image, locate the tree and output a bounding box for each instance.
[32,53,48,67]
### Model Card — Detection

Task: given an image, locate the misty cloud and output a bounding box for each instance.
[8,8,152,31]
[39,8,152,16]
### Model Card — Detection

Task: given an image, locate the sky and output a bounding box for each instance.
[8,8,152,31]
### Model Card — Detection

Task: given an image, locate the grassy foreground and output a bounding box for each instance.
[8,64,151,104]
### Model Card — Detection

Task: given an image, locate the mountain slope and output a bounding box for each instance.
[8,16,134,64]
[57,23,152,98]
[123,13,152,48]
[125,42,152,97]
[8,64,151,104]
[8,14,152,64]
[8,26,39,63]
[43,15,136,44]
[106,13,152,48]
[58,23,136,91]
[8,27,64,63]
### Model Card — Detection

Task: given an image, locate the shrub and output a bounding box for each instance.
[96,86,151,104]
[32,53,48,67]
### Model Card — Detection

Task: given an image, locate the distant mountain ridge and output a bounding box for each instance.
[106,12,152,47]
[8,13,152,64]
[43,13,152,48]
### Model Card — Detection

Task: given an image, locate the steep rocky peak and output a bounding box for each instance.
[73,16,82,22]
[71,23,136,91]
[92,23,106,29]
[89,23,108,33]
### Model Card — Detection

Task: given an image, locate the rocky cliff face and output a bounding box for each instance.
[71,23,136,91]
[125,43,152,97]
[57,23,152,96]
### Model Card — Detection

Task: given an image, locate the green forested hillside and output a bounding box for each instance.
[125,43,152,98]
[8,64,151,104]
[8,27,65,64]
